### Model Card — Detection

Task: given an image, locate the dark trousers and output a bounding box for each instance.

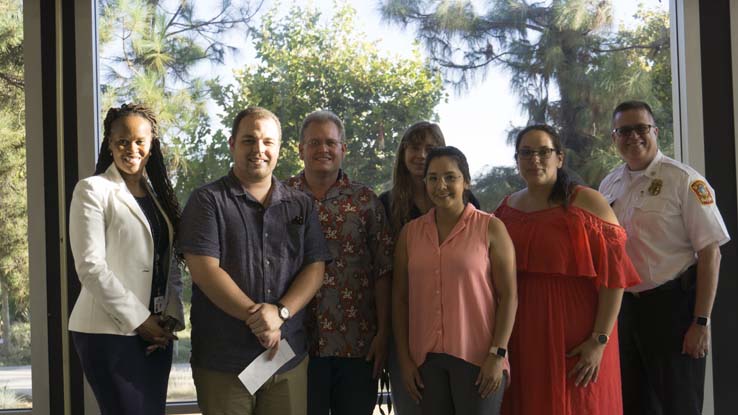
[418,353,505,415]
[71,331,173,415]
[387,336,421,415]
[619,278,705,415]
[307,356,378,415]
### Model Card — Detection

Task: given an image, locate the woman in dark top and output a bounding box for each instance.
[380,122,480,414]
[379,122,480,234]
[68,104,185,414]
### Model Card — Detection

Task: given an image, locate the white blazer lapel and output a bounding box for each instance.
[103,164,151,237]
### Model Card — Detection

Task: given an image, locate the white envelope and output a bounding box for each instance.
[238,339,296,394]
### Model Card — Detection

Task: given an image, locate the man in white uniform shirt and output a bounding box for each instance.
[599,100,729,415]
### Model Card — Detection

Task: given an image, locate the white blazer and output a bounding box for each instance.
[68,164,185,335]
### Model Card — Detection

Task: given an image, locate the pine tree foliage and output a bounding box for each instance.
[97,0,263,200]
[0,0,28,353]
[381,0,671,205]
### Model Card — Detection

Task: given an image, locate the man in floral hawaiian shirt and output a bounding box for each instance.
[285,110,393,415]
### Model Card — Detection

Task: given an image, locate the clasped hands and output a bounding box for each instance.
[246,303,284,359]
[136,314,178,355]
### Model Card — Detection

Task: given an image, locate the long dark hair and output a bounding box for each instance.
[424,146,472,204]
[95,104,182,240]
[514,124,578,207]
[389,121,446,234]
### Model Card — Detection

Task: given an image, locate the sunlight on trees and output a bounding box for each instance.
[381,0,671,209]
[0,0,28,362]
[199,3,444,192]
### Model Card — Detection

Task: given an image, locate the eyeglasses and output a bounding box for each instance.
[612,124,655,137]
[424,174,462,186]
[305,138,342,149]
[516,147,558,160]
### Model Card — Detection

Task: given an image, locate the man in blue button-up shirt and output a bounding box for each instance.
[180,106,331,414]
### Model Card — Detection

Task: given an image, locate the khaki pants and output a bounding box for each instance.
[192,355,308,415]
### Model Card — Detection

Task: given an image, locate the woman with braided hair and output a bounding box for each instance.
[68,103,185,414]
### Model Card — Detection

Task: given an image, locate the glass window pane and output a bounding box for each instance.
[95,0,672,411]
[0,0,31,409]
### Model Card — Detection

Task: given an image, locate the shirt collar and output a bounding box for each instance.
[290,169,353,199]
[421,202,476,225]
[225,169,286,205]
[613,150,664,184]
[642,150,664,179]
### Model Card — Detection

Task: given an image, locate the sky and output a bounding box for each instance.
[190,0,669,177]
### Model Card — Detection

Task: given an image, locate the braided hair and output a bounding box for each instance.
[95,104,182,240]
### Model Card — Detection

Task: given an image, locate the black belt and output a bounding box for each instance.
[627,265,697,299]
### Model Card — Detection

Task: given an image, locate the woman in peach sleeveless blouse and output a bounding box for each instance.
[394,146,517,415]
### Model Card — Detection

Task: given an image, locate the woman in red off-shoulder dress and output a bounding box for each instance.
[495,125,640,415]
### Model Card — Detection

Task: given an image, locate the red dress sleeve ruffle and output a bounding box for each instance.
[495,201,641,289]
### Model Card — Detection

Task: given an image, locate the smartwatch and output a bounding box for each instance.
[592,332,609,345]
[489,346,507,358]
[694,316,710,327]
[276,302,290,321]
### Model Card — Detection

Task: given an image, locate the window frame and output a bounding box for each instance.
[19,0,727,414]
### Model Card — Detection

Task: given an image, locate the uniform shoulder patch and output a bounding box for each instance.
[690,180,714,205]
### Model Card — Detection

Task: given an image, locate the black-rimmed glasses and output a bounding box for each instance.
[516,147,558,160]
[612,124,655,137]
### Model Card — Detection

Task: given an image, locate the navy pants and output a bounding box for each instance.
[307,356,378,415]
[619,280,705,415]
[71,331,173,415]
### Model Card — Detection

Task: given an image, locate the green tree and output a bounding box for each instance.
[97,0,263,201]
[472,166,524,211]
[0,0,28,354]
[190,2,444,193]
[382,1,671,195]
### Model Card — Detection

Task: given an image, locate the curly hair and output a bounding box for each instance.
[95,103,182,241]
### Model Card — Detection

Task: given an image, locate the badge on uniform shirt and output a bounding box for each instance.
[154,296,165,314]
[648,179,663,196]
[690,180,714,205]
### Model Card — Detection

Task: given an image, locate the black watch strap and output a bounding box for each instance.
[276,302,290,321]
[489,346,507,358]
[694,316,710,326]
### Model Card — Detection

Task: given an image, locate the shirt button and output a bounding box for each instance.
[264,232,269,238]
[266,289,272,294]
[265,259,271,266]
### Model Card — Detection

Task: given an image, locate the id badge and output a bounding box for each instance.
[154,296,165,314]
